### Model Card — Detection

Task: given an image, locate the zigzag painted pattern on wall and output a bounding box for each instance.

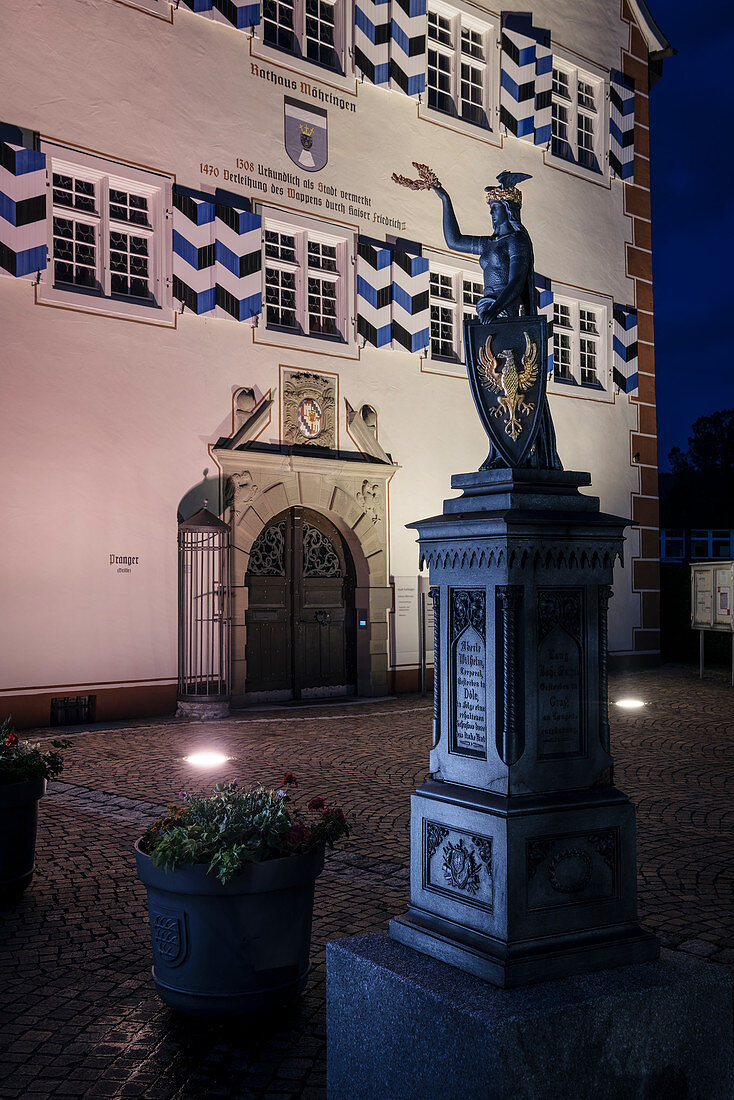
[609,70,635,181]
[355,0,426,97]
[613,303,638,394]
[354,0,391,86]
[499,12,552,146]
[172,185,262,321]
[0,122,47,280]
[356,235,429,351]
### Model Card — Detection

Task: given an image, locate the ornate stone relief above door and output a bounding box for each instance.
[282,370,336,448]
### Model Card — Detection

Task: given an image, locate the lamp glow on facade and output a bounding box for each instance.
[614,699,646,710]
[185,751,230,767]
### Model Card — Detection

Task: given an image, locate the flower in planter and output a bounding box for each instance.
[0,717,70,785]
[139,775,350,884]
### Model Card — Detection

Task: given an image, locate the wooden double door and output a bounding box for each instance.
[245,507,356,698]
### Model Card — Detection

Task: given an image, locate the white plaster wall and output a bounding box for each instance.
[1,0,646,698]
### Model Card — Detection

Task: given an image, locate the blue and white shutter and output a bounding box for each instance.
[535,272,553,376]
[214,192,262,321]
[354,0,391,87]
[609,70,635,181]
[499,12,552,146]
[0,122,47,280]
[356,237,393,347]
[178,0,260,32]
[391,246,429,352]
[389,0,427,98]
[612,303,638,394]
[172,185,216,315]
[172,186,261,321]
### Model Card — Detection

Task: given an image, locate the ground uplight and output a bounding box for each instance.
[185,751,230,767]
[614,699,646,710]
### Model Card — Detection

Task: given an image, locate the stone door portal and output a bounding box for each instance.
[245,507,356,699]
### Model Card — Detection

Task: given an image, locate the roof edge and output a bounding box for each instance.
[627,0,674,57]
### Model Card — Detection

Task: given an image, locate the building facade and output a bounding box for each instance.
[1,0,668,725]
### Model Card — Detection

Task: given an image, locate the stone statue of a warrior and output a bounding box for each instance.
[392,164,562,470]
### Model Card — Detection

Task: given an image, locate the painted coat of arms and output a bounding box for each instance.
[284,97,328,172]
[464,316,548,468]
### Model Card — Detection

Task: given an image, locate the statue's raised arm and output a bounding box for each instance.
[392,162,483,255]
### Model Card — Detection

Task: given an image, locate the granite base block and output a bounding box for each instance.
[326,933,734,1100]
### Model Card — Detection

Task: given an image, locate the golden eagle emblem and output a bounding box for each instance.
[476,333,538,442]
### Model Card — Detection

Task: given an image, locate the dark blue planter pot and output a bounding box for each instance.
[134,842,325,1016]
[0,777,46,902]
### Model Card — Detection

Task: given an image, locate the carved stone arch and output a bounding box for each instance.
[216,447,396,701]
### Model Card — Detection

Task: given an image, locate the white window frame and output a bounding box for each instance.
[256,0,348,79]
[38,142,173,325]
[547,289,612,403]
[548,54,607,182]
[260,208,353,352]
[427,256,483,366]
[421,0,499,144]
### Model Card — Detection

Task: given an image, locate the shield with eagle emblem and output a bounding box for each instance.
[463,316,548,467]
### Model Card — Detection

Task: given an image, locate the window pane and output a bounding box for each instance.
[108,189,150,226]
[552,68,569,98]
[460,61,485,126]
[428,11,452,46]
[52,172,96,213]
[308,240,338,272]
[53,217,97,289]
[579,308,597,334]
[308,274,339,335]
[460,26,483,59]
[265,230,297,263]
[108,232,150,299]
[553,303,571,328]
[553,332,572,380]
[263,0,296,52]
[578,80,595,110]
[305,0,337,69]
[428,48,453,114]
[580,337,597,385]
[265,265,298,328]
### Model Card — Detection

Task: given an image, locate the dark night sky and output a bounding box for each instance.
[649,1,734,468]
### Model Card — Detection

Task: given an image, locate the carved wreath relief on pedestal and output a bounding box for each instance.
[526,829,618,911]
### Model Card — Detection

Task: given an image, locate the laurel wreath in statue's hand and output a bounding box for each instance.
[391,162,442,191]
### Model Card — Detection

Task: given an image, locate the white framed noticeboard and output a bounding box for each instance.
[691,561,734,685]
[691,562,734,632]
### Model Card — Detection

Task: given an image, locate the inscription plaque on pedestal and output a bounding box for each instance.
[537,589,584,759]
[450,589,486,756]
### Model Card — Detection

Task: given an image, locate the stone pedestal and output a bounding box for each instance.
[389,468,658,986]
[327,933,734,1100]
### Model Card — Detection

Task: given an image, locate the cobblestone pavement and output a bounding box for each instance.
[1,665,733,1098]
